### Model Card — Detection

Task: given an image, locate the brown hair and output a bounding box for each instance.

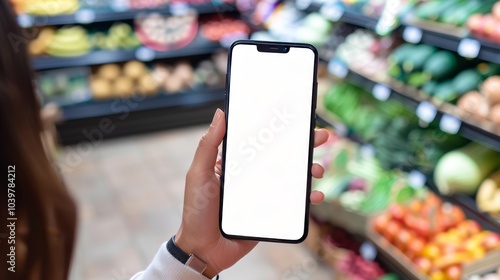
[0,1,77,279]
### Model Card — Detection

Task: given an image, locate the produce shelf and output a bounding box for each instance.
[316,113,500,233]
[330,65,500,153]
[19,3,237,27]
[310,4,500,65]
[32,36,224,70]
[57,87,225,145]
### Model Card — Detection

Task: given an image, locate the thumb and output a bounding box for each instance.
[189,109,225,176]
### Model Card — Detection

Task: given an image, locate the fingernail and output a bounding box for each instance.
[212,109,223,125]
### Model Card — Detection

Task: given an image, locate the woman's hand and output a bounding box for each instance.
[175,109,329,278]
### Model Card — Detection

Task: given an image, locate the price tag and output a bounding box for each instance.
[408,170,426,189]
[360,144,375,158]
[17,14,34,28]
[75,9,96,24]
[372,84,391,101]
[457,38,481,59]
[439,114,462,134]
[220,32,248,48]
[170,3,190,16]
[110,0,129,11]
[296,0,313,10]
[402,26,423,44]
[320,2,344,22]
[135,47,155,61]
[327,59,348,79]
[416,101,437,123]
[360,241,377,261]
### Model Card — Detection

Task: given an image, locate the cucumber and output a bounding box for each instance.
[423,51,460,81]
[402,45,437,73]
[452,68,482,95]
[408,72,432,88]
[414,0,461,21]
[433,80,459,102]
[440,0,496,26]
[388,44,416,67]
[422,80,439,96]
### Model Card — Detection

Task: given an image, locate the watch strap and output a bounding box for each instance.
[167,236,209,275]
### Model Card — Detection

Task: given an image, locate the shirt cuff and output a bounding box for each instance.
[130,242,211,280]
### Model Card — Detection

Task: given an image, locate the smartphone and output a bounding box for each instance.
[220,40,318,243]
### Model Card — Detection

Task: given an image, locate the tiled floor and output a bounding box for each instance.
[61,124,335,280]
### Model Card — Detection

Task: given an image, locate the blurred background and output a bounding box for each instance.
[10,0,500,279]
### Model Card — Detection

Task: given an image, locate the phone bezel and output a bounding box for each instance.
[219,40,319,243]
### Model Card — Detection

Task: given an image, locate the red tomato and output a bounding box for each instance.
[373,213,390,234]
[407,237,426,256]
[383,220,401,243]
[394,229,413,252]
[389,204,407,222]
[408,200,423,214]
[413,257,432,275]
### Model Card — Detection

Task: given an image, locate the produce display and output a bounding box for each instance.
[413,0,497,28]
[29,23,141,57]
[90,53,226,100]
[38,67,92,105]
[458,76,500,126]
[200,17,251,42]
[477,170,500,219]
[372,192,500,279]
[134,12,198,51]
[24,0,80,16]
[467,2,500,43]
[323,82,469,172]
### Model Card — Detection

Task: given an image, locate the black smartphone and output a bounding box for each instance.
[219,40,318,243]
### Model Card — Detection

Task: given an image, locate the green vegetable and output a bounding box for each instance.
[441,0,496,26]
[423,51,460,81]
[408,72,431,88]
[414,0,460,21]
[422,80,439,96]
[402,45,436,73]
[434,143,500,195]
[434,80,459,102]
[388,44,415,67]
[452,68,482,96]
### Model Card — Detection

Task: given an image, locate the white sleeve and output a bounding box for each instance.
[130,242,211,280]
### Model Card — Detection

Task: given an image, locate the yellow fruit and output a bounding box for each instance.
[91,78,112,100]
[97,64,121,81]
[124,61,147,80]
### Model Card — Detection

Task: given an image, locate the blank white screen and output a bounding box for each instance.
[221,44,315,241]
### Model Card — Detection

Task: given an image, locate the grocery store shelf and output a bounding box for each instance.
[57,87,225,145]
[32,36,223,70]
[62,87,224,120]
[310,3,500,64]
[19,3,237,27]
[316,113,500,233]
[332,66,500,153]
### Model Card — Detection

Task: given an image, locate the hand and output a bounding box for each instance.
[175,109,329,278]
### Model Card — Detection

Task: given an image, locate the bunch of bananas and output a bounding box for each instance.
[26,0,79,16]
[30,26,91,57]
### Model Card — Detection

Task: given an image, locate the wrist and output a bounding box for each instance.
[174,232,220,279]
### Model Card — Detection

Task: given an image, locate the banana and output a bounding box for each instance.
[477,170,500,214]
[27,0,79,16]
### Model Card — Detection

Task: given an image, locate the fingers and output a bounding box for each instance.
[190,109,226,175]
[311,163,324,179]
[314,129,329,148]
[310,190,324,205]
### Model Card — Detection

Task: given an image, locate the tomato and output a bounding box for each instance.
[407,237,426,256]
[457,220,482,236]
[389,204,407,222]
[394,229,413,252]
[408,199,423,214]
[373,213,390,234]
[382,220,401,243]
[413,257,432,274]
[421,243,440,260]
[444,265,462,280]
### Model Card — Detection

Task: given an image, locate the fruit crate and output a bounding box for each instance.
[311,199,372,236]
[367,225,500,280]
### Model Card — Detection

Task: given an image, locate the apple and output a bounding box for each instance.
[483,232,500,251]
[413,257,432,274]
[444,265,462,280]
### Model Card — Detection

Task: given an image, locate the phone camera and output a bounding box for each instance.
[282,47,289,52]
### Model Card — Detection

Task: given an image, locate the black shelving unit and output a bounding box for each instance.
[19,3,237,27]
[33,36,224,70]
[57,87,225,144]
